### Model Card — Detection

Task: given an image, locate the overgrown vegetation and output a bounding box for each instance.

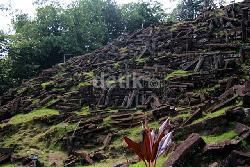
[192,106,232,124]
[0,0,168,95]
[202,130,238,144]
[8,108,59,125]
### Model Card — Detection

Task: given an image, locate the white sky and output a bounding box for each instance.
[0,0,243,33]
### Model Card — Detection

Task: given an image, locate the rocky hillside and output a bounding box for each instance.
[0,1,250,167]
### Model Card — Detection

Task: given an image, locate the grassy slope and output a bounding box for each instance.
[8,108,59,125]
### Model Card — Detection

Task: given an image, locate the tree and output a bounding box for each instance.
[102,0,124,41]
[65,0,108,54]
[173,0,218,20]
[121,1,167,32]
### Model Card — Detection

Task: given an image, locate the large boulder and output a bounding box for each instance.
[163,133,206,167]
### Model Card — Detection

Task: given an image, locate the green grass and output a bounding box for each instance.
[202,130,238,144]
[130,155,168,167]
[164,70,190,80]
[192,106,232,124]
[112,121,160,147]
[1,122,71,166]
[37,123,76,147]
[8,108,59,125]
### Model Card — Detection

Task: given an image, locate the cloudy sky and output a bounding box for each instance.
[0,0,243,32]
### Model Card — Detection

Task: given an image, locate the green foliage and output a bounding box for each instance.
[39,122,76,146]
[0,58,14,94]
[121,1,167,32]
[173,0,217,20]
[130,155,168,167]
[202,130,237,144]
[8,108,59,124]
[192,106,232,124]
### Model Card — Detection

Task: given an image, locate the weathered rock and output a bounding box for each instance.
[152,105,177,119]
[163,133,206,167]
[103,133,112,149]
[182,108,202,126]
[203,124,250,156]
[113,163,128,167]
[243,92,250,107]
[91,151,107,161]
[224,150,250,167]
[209,162,219,167]
[174,114,228,140]
[225,107,247,122]
[0,148,13,164]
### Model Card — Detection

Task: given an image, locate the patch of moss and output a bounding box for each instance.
[76,106,90,115]
[1,121,70,166]
[37,123,76,148]
[84,71,94,79]
[202,130,237,144]
[78,82,92,88]
[119,47,128,53]
[52,88,65,92]
[45,99,60,107]
[17,87,27,94]
[32,98,40,105]
[135,57,147,65]
[103,116,112,126]
[8,108,59,125]
[114,62,120,69]
[164,70,190,80]
[41,81,54,89]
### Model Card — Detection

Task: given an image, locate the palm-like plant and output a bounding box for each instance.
[124,119,173,167]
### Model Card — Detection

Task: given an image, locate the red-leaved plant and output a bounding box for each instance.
[123,119,173,167]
